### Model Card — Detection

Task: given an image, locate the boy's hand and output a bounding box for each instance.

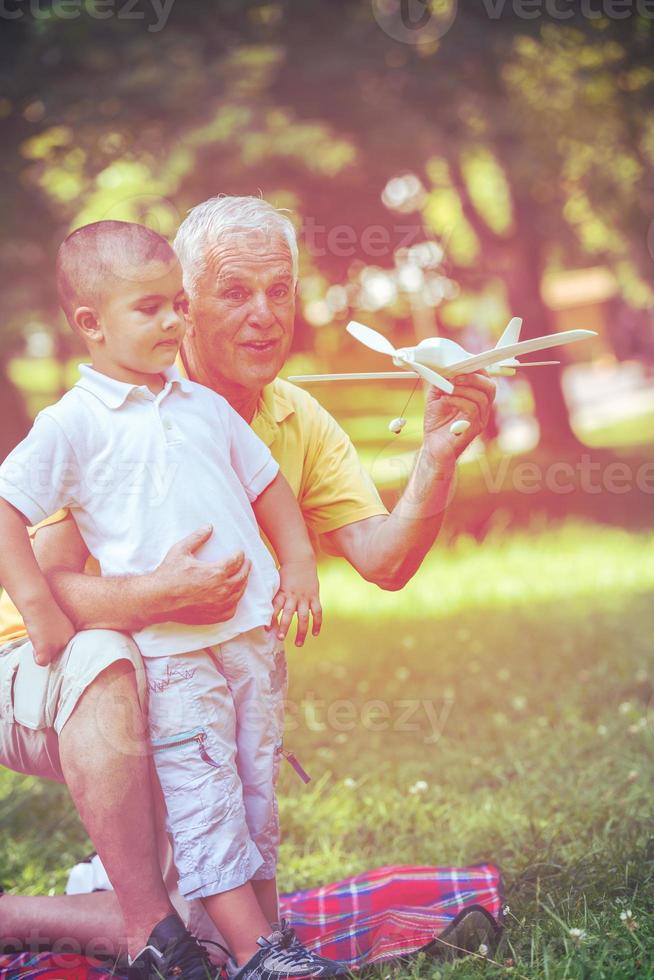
[25,601,76,666]
[270,559,322,647]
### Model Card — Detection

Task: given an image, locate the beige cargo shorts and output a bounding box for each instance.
[0,629,147,780]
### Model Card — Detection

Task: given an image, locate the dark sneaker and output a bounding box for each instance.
[128,913,222,980]
[431,908,501,960]
[227,921,348,979]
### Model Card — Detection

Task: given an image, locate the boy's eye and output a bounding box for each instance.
[138,305,159,316]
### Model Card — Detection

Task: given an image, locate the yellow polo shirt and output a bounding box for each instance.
[0,377,388,644]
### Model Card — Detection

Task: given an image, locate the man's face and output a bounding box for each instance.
[184,229,296,395]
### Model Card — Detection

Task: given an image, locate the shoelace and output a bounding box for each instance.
[160,931,223,979]
[274,920,302,950]
[258,933,318,971]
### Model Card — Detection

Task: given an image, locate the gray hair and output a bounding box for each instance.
[173,195,299,299]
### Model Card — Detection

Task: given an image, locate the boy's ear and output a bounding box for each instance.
[73,307,103,343]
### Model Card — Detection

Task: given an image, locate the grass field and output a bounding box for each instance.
[2,522,654,977]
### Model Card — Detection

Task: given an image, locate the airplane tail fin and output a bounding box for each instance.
[495,317,523,348]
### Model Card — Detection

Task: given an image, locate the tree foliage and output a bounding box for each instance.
[1,0,653,448]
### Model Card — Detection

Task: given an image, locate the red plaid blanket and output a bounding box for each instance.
[281,863,503,966]
[0,863,503,977]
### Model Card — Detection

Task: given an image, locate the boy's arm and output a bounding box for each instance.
[0,498,74,665]
[252,472,322,647]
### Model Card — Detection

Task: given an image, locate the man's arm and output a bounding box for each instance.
[325,372,496,590]
[37,517,252,631]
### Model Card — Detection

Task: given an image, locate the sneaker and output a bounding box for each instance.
[128,913,223,980]
[227,921,348,979]
[431,908,500,960]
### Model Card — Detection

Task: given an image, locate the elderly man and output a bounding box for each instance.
[0,197,495,973]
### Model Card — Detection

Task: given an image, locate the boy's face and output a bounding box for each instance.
[87,259,187,376]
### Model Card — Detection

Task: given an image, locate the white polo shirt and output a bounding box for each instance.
[0,364,280,658]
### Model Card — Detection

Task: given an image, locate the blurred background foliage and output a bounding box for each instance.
[1,0,653,528]
[2,8,654,971]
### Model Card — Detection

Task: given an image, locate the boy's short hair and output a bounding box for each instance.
[56,220,177,328]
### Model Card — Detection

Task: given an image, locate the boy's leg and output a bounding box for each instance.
[200,633,347,978]
[251,879,279,927]
[220,630,287,923]
[144,652,271,965]
[0,632,176,956]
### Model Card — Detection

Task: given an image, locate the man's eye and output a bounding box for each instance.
[224,289,246,301]
[270,285,289,299]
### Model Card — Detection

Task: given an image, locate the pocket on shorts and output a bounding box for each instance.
[151,727,233,834]
[12,644,53,730]
[0,640,30,723]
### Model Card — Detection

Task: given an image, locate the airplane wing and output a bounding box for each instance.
[288,372,414,382]
[410,360,455,394]
[443,329,596,374]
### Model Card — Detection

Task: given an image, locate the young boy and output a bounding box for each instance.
[0,221,346,980]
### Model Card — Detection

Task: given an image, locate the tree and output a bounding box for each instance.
[1,0,653,453]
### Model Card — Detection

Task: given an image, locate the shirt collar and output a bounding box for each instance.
[76,363,193,409]
[175,353,295,445]
[251,382,295,446]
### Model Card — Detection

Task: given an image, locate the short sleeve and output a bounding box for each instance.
[0,413,79,524]
[299,403,388,540]
[224,404,279,501]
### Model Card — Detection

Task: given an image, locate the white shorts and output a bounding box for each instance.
[145,626,288,900]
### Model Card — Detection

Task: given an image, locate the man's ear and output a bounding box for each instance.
[73,307,103,343]
[184,300,196,338]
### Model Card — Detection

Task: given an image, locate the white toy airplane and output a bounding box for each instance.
[288,317,596,436]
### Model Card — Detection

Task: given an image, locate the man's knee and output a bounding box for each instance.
[63,671,148,760]
[55,630,147,741]
[63,629,142,677]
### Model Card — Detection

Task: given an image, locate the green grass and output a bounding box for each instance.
[2,522,654,976]
[581,409,654,449]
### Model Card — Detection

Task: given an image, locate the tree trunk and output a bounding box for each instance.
[506,212,583,453]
